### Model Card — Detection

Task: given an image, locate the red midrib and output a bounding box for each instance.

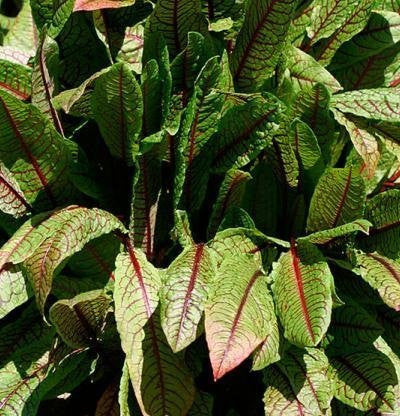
[367,253,400,285]
[126,240,167,412]
[176,244,204,345]
[331,167,352,227]
[0,81,29,100]
[351,55,376,89]
[0,96,55,205]
[217,172,245,227]
[234,0,279,82]
[335,356,394,410]
[0,174,31,210]
[290,240,315,344]
[214,269,262,380]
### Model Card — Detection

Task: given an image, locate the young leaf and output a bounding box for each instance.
[307,167,366,233]
[272,240,333,347]
[161,243,215,352]
[92,62,143,165]
[300,219,371,245]
[230,0,297,92]
[50,290,111,348]
[129,154,161,260]
[207,169,251,238]
[205,254,274,380]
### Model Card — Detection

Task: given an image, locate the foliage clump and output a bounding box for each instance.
[0,0,400,414]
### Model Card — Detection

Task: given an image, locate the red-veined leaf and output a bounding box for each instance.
[272,240,333,347]
[205,254,274,380]
[161,244,215,352]
[74,0,136,11]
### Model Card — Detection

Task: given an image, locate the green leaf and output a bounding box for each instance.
[161,243,215,352]
[333,111,380,179]
[0,160,30,218]
[205,254,275,380]
[129,154,162,260]
[277,347,332,415]
[331,88,400,123]
[207,169,251,238]
[311,0,374,66]
[50,290,111,348]
[0,90,74,209]
[306,0,369,48]
[307,167,366,233]
[145,0,207,59]
[0,59,31,100]
[323,303,383,353]
[291,83,336,161]
[300,219,371,245]
[286,45,342,93]
[329,11,400,89]
[127,311,195,416]
[92,62,143,165]
[355,251,400,312]
[31,33,63,135]
[272,240,333,347]
[23,207,124,312]
[359,189,400,260]
[230,0,297,92]
[329,350,399,412]
[209,95,282,173]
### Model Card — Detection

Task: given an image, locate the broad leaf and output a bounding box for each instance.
[145,0,207,59]
[92,62,143,165]
[230,0,297,92]
[209,95,282,173]
[205,254,274,380]
[0,90,74,209]
[331,88,400,123]
[272,240,333,347]
[50,290,111,348]
[355,251,400,312]
[307,167,366,233]
[329,350,399,412]
[359,190,400,260]
[23,207,124,312]
[0,59,31,100]
[161,244,215,352]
